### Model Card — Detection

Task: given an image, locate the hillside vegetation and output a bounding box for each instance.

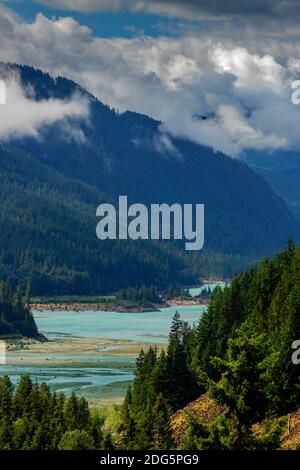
[0,63,299,294]
[0,282,38,338]
[119,242,300,450]
[0,375,113,450]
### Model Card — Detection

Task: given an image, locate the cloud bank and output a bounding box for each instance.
[0,3,300,156]
[0,70,89,141]
[35,0,300,22]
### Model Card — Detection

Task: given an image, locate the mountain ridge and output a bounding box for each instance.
[0,63,299,294]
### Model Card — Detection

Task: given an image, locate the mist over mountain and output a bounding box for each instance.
[0,64,299,295]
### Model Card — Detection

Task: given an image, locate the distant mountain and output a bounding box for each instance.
[244,150,300,222]
[255,167,300,222]
[0,64,299,295]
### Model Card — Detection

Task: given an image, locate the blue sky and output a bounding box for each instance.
[5,0,189,38]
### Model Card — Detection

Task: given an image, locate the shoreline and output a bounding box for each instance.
[29,281,224,313]
[4,336,164,365]
[30,299,209,313]
[2,336,166,404]
[166,297,210,306]
[30,302,166,313]
[0,301,201,405]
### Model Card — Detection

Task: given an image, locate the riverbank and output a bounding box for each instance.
[30,299,208,312]
[0,304,204,404]
[29,282,224,313]
[166,297,210,306]
[5,336,164,366]
[30,302,165,313]
[2,335,166,405]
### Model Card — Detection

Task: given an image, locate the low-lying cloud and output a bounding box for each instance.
[0,3,300,156]
[0,71,89,141]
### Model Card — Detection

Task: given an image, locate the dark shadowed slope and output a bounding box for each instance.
[0,64,299,294]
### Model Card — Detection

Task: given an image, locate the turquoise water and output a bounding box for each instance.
[0,365,134,398]
[188,283,226,297]
[34,305,206,343]
[0,305,205,399]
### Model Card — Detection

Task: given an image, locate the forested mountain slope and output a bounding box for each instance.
[245,150,300,222]
[120,242,300,450]
[0,282,38,338]
[0,63,299,294]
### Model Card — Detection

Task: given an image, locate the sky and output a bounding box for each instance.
[1,0,300,157]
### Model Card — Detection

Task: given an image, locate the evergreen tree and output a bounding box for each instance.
[121,386,136,449]
[0,417,12,450]
[167,313,197,410]
[64,393,79,430]
[12,417,31,450]
[120,242,300,450]
[135,402,154,450]
[77,397,90,430]
[0,376,13,420]
[152,393,173,450]
[13,375,34,419]
[90,413,104,449]
[0,375,109,450]
[58,430,95,450]
[209,335,266,450]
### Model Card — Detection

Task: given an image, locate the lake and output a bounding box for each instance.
[188,282,227,297]
[0,305,206,400]
[34,305,205,343]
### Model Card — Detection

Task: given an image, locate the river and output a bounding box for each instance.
[0,305,206,401]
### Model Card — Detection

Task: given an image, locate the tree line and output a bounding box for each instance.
[0,282,38,338]
[120,241,300,449]
[0,375,113,450]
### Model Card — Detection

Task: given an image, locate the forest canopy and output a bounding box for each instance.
[0,282,38,338]
[120,242,300,450]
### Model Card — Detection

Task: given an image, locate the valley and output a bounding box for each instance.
[0,304,205,402]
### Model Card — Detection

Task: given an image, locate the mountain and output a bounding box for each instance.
[244,150,300,222]
[256,167,300,222]
[0,63,299,295]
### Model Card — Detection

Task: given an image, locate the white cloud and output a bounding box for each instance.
[133,132,183,160]
[36,0,213,21]
[153,133,182,158]
[34,0,300,24]
[212,46,285,94]
[0,3,300,155]
[218,104,287,155]
[0,71,89,140]
[36,0,129,13]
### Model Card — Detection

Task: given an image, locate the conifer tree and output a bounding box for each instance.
[0,376,13,420]
[152,393,173,450]
[77,397,90,430]
[209,335,266,450]
[64,393,79,430]
[13,375,34,419]
[167,313,197,410]
[121,386,136,449]
[0,417,12,450]
[58,430,95,450]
